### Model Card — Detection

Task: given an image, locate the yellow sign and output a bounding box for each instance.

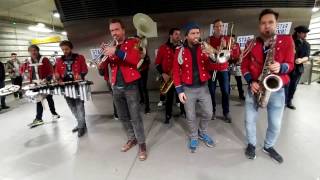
[31,36,61,45]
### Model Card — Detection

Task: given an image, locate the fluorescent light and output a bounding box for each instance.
[61,31,67,35]
[28,23,52,33]
[53,12,60,18]
[312,7,319,12]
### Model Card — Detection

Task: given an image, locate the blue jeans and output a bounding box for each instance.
[245,88,285,148]
[208,70,230,115]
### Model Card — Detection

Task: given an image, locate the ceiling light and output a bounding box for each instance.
[312,7,319,12]
[61,31,67,35]
[28,23,52,33]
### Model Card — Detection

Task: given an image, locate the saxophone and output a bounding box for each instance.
[255,34,283,108]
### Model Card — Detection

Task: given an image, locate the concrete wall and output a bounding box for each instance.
[63,8,312,91]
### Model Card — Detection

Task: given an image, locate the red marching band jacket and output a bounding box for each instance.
[172,45,219,94]
[208,35,231,71]
[155,43,175,74]
[55,54,88,81]
[230,42,241,64]
[98,38,141,86]
[19,56,53,83]
[241,34,295,86]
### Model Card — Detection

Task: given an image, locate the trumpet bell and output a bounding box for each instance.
[133,13,158,38]
[217,50,230,63]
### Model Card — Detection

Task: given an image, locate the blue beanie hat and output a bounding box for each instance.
[183,22,200,36]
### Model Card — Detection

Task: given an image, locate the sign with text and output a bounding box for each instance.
[209,23,229,36]
[90,48,102,60]
[276,22,292,35]
[237,35,254,49]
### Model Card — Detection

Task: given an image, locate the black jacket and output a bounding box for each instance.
[0,61,5,82]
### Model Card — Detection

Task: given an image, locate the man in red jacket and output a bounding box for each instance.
[21,45,60,128]
[155,28,185,124]
[208,19,232,123]
[173,22,218,153]
[241,9,294,163]
[228,34,245,100]
[55,40,88,137]
[101,19,147,161]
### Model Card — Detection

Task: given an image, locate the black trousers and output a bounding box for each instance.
[36,95,58,119]
[0,80,6,106]
[285,68,303,104]
[11,76,23,98]
[138,70,150,110]
[165,86,185,118]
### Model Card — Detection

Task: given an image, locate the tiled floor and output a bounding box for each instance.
[0,83,319,180]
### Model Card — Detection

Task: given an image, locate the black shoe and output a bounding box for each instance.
[245,144,256,160]
[239,95,245,100]
[72,127,79,133]
[211,112,216,120]
[263,147,283,163]
[78,127,87,137]
[144,107,151,114]
[164,115,171,124]
[223,113,232,123]
[1,105,9,109]
[180,111,186,118]
[286,103,296,110]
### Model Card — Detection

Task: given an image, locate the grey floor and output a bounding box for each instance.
[0,83,320,180]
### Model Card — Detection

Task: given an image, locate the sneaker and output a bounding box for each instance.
[239,95,245,101]
[263,147,284,163]
[199,133,215,147]
[245,144,256,160]
[72,126,79,133]
[157,101,164,107]
[223,113,232,123]
[144,107,151,114]
[189,139,199,153]
[164,115,171,124]
[114,114,119,120]
[52,114,60,121]
[176,103,180,108]
[28,119,44,128]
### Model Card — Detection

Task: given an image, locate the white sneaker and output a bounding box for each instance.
[157,101,164,107]
[176,103,180,108]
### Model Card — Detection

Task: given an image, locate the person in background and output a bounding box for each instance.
[228,35,245,100]
[6,53,23,99]
[285,25,310,110]
[0,60,10,111]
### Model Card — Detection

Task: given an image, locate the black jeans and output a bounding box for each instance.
[11,76,23,98]
[165,86,185,118]
[285,68,303,104]
[36,95,58,119]
[138,70,150,110]
[228,72,244,97]
[208,70,230,115]
[0,80,6,106]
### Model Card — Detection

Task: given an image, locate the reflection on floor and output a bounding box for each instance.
[0,83,319,180]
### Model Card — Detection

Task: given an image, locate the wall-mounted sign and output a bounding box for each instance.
[209,23,229,36]
[276,22,292,35]
[237,35,255,49]
[31,36,61,45]
[90,48,102,60]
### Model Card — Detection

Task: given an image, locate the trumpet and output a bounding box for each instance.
[89,38,118,67]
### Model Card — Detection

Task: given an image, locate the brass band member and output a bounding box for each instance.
[55,40,89,137]
[102,19,147,161]
[228,34,245,100]
[208,19,232,123]
[173,23,218,153]
[20,45,60,128]
[241,9,294,163]
[155,28,185,124]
